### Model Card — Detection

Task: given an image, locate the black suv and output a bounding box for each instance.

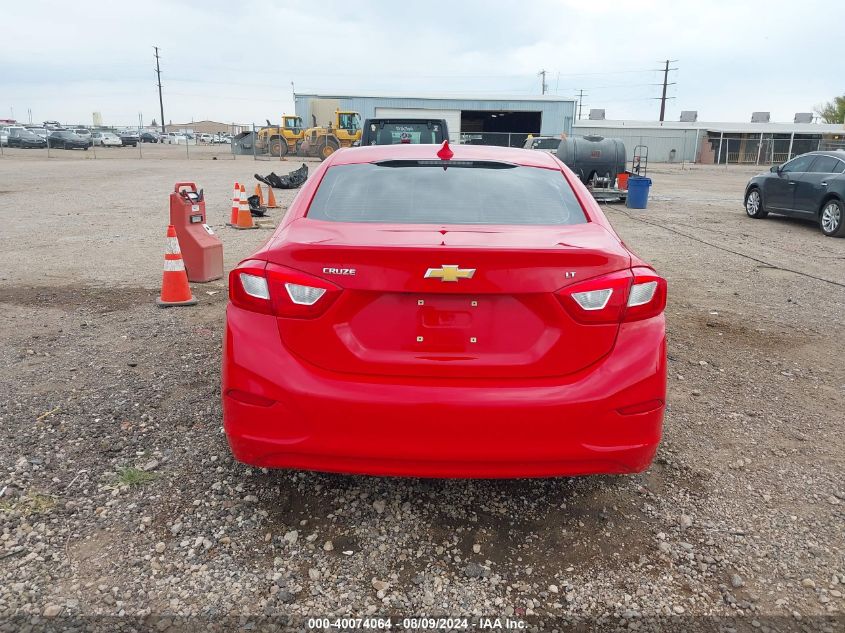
[360,118,449,146]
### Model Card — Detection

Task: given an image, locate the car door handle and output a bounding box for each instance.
[788,181,797,186]
[820,181,828,187]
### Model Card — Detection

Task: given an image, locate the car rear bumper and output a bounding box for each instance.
[222,306,666,478]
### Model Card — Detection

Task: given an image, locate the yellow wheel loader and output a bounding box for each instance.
[256,115,304,157]
[299,111,362,160]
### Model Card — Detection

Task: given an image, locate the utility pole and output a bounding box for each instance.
[154,46,165,135]
[538,70,548,95]
[658,59,678,122]
[576,89,587,120]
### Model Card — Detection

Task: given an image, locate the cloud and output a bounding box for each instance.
[0,0,838,126]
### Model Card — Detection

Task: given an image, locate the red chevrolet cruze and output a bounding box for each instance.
[223,142,666,478]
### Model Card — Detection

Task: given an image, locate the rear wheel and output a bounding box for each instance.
[745,188,767,219]
[820,199,844,237]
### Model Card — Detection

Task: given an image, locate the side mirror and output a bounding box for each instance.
[770,165,781,173]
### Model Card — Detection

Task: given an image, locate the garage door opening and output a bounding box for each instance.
[460,111,541,147]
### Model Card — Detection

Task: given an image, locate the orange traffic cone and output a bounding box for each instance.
[266,186,278,209]
[254,183,265,207]
[157,225,197,307]
[232,183,257,229]
[229,181,240,225]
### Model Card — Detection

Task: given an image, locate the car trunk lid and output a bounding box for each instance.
[264,220,630,379]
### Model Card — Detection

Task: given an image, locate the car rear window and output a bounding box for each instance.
[306,161,587,225]
[811,156,843,173]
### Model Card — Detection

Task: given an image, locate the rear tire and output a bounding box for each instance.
[745,188,767,219]
[820,199,844,237]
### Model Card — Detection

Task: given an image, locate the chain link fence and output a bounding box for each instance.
[0,122,239,160]
[459,132,534,148]
[695,133,845,166]
[454,131,845,167]
[246,123,294,161]
[3,123,843,166]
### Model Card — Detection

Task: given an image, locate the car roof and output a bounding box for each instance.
[805,150,845,159]
[328,143,562,169]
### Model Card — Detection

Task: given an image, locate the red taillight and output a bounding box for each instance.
[557,270,632,324]
[557,268,666,324]
[229,260,273,315]
[625,266,667,322]
[229,260,341,318]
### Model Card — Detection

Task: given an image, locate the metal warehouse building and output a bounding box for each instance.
[294,92,576,147]
[164,120,248,134]
[574,118,845,164]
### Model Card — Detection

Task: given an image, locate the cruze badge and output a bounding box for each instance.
[322,267,356,276]
[424,265,476,282]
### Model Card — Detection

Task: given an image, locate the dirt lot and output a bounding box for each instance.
[0,151,843,631]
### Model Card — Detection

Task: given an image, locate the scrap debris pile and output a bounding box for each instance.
[254,163,309,190]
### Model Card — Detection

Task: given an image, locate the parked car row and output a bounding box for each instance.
[2,124,234,148]
[1,126,186,149]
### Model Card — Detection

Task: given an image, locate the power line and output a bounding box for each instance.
[154,46,165,133]
[161,64,662,80]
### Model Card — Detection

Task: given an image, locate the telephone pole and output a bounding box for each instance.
[576,89,587,120]
[658,59,678,122]
[538,70,548,95]
[154,46,165,134]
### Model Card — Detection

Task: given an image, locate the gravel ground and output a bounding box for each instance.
[0,154,843,631]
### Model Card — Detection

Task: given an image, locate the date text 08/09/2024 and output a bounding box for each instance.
[306,617,527,630]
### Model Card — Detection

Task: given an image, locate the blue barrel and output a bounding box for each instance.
[626,176,652,209]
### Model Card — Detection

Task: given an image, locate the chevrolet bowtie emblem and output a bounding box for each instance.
[424,265,476,282]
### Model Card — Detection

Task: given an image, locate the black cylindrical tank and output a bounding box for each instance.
[556,135,627,184]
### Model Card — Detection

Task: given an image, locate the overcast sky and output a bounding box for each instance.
[2,0,841,127]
